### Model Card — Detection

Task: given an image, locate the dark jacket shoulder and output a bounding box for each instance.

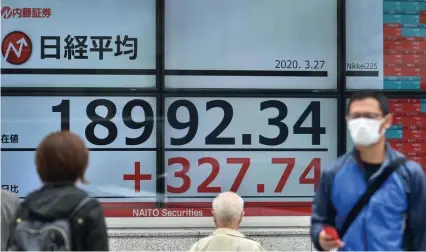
[20,183,109,251]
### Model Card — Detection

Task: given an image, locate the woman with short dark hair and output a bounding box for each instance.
[36,130,89,183]
[9,131,109,251]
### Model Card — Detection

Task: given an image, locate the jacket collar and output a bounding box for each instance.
[213,228,245,238]
[350,142,398,165]
[350,142,402,180]
[42,181,75,189]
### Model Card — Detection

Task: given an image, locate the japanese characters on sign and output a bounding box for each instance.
[2,184,19,193]
[41,35,137,60]
[1,134,19,144]
[1,0,156,88]
[1,6,52,19]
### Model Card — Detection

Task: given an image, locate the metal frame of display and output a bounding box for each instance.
[155,0,166,206]
[337,0,346,155]
[1,0,424,207]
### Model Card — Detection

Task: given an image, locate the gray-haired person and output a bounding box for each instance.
[189,192,265,251]
[1,189,20,250]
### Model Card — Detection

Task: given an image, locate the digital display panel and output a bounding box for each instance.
[1,96,157,200]
[1,0,156,88]
[9,0,425,221]
[346,0,426,90]
[346,98,426,169]
[164,97,338,210]
[165,0,337,89]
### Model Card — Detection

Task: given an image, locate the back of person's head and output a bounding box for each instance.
[212,192,244,229]
[36,131,88,184]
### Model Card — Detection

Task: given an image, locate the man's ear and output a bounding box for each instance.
[345,115,350,123]
[238,211,244,224]
[383,113,393,130]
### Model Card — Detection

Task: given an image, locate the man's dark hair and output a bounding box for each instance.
[36,131,88,183]
[347,91,390,116]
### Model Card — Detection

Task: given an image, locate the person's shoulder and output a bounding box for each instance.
[64,188,103,220]
[238,236,264,251]
[189,235,211,250]
[1,190,20,219]
[322,152,354,177]
[61,185,100,209]
[1,190,20,207]
[1,190,19,201]
[390,149,424,176]
[79,197,104,216]
[402,159,425,189]
[222,232,261,247]
[196,234,215,243]
[188,240,199,251]
[400,159,426,193]
[247,238,263,247]
[404,159,424,175]
[390,149,425,190]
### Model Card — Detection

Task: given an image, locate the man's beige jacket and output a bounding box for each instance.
[189,228,265,251]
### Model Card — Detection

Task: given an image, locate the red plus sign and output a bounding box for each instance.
[123,162,152,192]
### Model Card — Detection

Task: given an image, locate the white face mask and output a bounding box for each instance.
[347,118,385,146]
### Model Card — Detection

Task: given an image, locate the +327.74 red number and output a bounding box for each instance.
[167,157,321,194]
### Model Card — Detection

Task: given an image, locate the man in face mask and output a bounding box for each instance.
[310,91,426,251]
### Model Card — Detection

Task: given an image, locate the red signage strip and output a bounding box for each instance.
[101,202,312,217]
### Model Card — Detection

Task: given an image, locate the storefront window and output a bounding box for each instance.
[1,0,423,228]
